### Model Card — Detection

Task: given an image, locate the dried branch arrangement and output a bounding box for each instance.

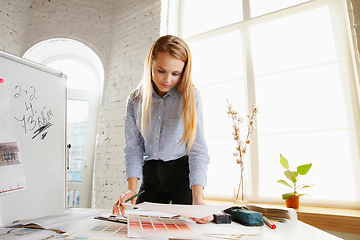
[227,100,259,202]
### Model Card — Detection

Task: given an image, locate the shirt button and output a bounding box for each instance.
[154,153,157,156]
[156,135,159,138]
[158,116,161,119]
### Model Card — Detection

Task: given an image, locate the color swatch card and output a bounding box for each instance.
[67,221,128,239]
[127,214,202,239]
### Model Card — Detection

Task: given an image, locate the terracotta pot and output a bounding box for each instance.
[285,195,300,209]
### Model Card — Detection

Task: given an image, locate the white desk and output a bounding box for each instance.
[0,208,342,240]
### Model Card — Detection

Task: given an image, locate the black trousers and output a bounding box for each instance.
[136,155,192,205]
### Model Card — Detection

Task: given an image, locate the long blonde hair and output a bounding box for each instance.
[134,35,197,152]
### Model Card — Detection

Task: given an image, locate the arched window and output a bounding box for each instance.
[24,38,104,208]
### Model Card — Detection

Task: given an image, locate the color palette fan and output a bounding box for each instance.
[127,214,201,239]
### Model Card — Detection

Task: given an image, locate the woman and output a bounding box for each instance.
[112,35,212,224]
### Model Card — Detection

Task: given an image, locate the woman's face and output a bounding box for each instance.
[152,52,185,98]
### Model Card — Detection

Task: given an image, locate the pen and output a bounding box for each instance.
[263,216,276,229]
[119,190,145,207]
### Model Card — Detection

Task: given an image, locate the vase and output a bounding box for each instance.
[233,163,248,206]
[285,195,299,209]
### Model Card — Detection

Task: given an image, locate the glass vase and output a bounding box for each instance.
[233,163,248,206]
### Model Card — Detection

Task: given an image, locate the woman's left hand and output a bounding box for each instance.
[189,215,214,224]
[191,187,214,224]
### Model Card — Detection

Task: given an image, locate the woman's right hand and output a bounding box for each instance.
[112,189,137,216]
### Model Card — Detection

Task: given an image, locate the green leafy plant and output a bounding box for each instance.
[277,154,314,200]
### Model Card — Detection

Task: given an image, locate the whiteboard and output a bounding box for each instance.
[0,50,67,226]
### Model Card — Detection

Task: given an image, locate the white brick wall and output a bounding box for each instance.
[0,0,113,80]
[23,0,114,70]
[349,0,360,62]
[93,0,162,209]
[0,0,30,55]
[352,1,360,45]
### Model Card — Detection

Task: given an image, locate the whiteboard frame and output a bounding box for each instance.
[0,49,68,226]
[0,50,64,77]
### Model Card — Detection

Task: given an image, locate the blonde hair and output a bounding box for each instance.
[134,35,197,152]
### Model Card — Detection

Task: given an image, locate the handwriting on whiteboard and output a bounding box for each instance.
[13,85,53,140]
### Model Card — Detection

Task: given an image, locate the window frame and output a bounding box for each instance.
[171,0,360,209]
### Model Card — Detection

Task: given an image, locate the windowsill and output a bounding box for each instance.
[204,199,360,234]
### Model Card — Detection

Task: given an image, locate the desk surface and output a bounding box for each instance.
[0,208,342,240]
[205,200,360,234]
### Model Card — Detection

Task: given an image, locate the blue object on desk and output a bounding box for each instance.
[232,208,264,226]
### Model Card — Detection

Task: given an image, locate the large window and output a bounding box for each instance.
[172,0,360,208]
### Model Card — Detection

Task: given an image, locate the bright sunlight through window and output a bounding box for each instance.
[180,0,360,208]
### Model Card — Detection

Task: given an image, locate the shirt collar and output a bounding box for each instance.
[152,86,180,99]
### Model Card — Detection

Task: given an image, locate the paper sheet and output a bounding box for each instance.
[0,142,27,196]
[125,208,176,218]
[1,209,100,239]
[132,202,232,218]
[193,221,264,236]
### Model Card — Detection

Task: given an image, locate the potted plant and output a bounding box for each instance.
[277,154,313,208]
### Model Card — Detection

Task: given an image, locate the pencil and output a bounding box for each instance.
[118,190,145,207]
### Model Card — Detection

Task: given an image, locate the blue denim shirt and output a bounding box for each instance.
[124,86,209,188]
